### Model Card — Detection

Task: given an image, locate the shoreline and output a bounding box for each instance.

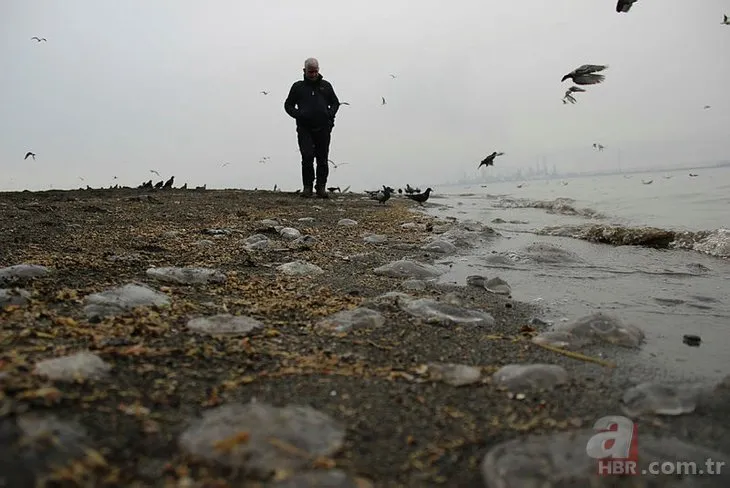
[1,188,729,487]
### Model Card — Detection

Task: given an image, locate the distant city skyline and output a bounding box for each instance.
[437,159,730,187]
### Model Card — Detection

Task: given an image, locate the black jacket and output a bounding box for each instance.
[284,74,340,130]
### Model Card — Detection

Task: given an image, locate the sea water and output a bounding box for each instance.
[425,166,730,383]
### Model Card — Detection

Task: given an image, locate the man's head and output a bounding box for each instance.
[303,57,320,80]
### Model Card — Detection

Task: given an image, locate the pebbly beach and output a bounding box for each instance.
[1,187,730,487]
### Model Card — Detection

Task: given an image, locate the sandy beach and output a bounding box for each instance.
[1,187,729,487]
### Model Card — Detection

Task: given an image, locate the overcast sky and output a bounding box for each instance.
[2,0,730,191]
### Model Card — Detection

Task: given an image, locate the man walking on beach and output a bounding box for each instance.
[284,57,341,198]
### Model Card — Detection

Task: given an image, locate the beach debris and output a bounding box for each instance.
[186,314,265,337]
[492,364,568,392]
[363,234,388,245]
[399,298,496,326]
[424,363,483,386]
[34,352,112,382]
[481,430,730,487]
[243,234,271,250]
[315,307,385,332]
[83,283,170,319]
[373,259,443,279]
[276,260,324,276]
[0,264,50,286]
[621,382,705,417]
[146,266,227,285]
[683,334,702,347]
[421,239,457,254]
[179,402,345,479]
[532,312,645,349]
[279,227,302,240]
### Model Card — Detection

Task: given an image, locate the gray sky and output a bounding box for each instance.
[2,0,730,191]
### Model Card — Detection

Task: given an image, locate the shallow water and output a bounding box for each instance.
[425,166,730,383]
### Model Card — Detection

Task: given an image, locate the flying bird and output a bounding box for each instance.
[704,105,711,109]
[340,102,350,106]
[722,14,730,25]
[616,0,638,13]
[561,64,608,85]
[24,151,36,160]
[150,169,161,177]
[260,91,269,95]
[31,37,47,42]
[478,152,505,168]
[221,162,230,167]
[327,159,349,169]
[593,143,605,151]
[381,97,387,105]
[389,74,397,79]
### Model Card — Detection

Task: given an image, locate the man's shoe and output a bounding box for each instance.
[315,187,329,199]
[300,186,314,198]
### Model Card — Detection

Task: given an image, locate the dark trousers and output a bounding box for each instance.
[297,126,331,189]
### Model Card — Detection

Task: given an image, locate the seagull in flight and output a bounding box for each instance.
[221,162,230,167]
[721,14,729,25]
[478,152,505,168]
[389,74,397,79]
[327,159,349,169]
[381,97,387,105]
[616,0,638,13]
[340,102,350,106]
[260,91,269,95]
[561,64,608,85]
[593,143,605,151]
[150,169,161,177]
[31,37,47,42]
[24,151,36,160]
[704,105,711,109]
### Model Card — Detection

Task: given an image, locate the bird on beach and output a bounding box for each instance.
[561,65,608,85]
[24,151,36,160]
[371,186,393,204]
[404,188,433,206]
[478,152,505,168]
[616,0,638,13]
[31,36,47,42]
[722,14,730,25]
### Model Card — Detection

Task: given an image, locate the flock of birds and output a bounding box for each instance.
[19,3,730,195]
